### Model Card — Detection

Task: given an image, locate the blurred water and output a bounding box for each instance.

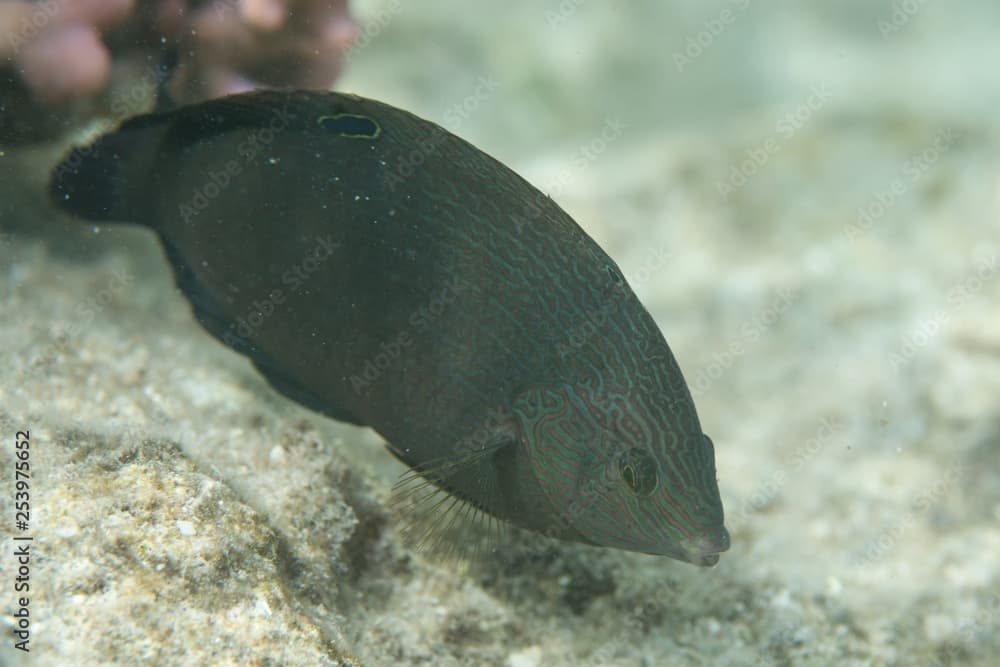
[344,0,1000,157]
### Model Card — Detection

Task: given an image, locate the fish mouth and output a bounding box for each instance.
[678,524,731,567]
[642,525,729,565]
[688,551,722,567]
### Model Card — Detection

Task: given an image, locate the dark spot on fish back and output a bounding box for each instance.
[317,114,381,139]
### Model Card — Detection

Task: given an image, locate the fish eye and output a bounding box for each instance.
[618,448,658,496]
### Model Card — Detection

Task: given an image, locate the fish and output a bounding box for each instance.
[49,90,729,566]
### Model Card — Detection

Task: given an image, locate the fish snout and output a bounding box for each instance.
[683,524,730,566]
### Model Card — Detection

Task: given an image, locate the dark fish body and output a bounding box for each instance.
[51,91,728,565]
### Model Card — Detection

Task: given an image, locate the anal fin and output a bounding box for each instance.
[250,354,364,426]
[158,234,364,426]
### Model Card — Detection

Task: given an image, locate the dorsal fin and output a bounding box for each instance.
[50,90,381,223]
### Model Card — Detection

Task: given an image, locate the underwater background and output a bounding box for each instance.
[1,0,999,665]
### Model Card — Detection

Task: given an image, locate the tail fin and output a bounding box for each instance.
[49,40,179,223]
[49,115,167,224]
